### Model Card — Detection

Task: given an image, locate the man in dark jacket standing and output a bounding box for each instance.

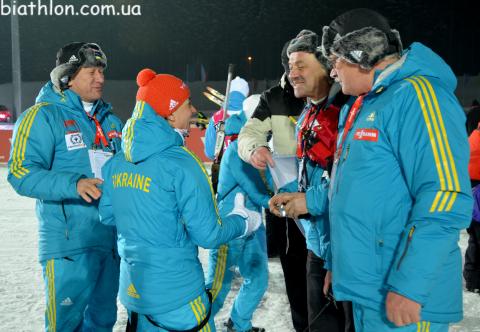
[238,40,309,331]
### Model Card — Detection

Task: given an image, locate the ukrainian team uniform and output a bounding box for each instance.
[206,113,270,332]
[328,43,473,331]
[7,81,123,331]
[99,102,246,331]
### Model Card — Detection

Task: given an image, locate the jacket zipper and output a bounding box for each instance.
[396,225,415,270]
[335,144,350,194]
[61,201,69,240]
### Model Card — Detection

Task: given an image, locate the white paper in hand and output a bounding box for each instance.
[268,154,297,192]
[88,149,113,180]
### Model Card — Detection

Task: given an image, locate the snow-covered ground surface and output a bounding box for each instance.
[0,165,479,331]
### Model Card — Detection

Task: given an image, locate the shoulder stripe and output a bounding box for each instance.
[124,101,145,162]
[9,103,48,179]
[405,77,460,212]
[418,76,460,211]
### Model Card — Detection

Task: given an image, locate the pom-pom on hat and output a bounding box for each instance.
[136,69,190,117]
[229,76,249,97]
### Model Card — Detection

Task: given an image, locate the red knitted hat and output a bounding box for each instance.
[136,69,190,117]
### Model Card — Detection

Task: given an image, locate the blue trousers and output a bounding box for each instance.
[127,291,215,331]
[206,224,268,332]
[41,249,120,332]
[352,302,449,332]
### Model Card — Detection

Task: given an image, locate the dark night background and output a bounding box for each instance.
[0,0,479,84]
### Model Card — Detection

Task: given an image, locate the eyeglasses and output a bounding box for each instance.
[328,56,341,69]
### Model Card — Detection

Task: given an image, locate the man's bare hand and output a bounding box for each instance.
[284,192,307,218]
[269,193,292,217]
[77,178,103,203]
[250,147,274,170]
[385,291,421,327]
[323,270,332,296]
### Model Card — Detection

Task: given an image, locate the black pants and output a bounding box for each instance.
[266,210,308,332]
[464,221,480,290]
[306,250,355,332]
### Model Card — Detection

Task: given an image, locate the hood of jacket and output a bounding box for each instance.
[121,101,183,164]
[370,42,457,94]
[35,81,111,118]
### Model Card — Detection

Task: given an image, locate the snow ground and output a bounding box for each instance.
[0,165,479,331]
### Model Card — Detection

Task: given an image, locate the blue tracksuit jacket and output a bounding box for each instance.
[99,101,246,315]
[206,112,270,331]
[7,81,123,261]
[328,43,473,323]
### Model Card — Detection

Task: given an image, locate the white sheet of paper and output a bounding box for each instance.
[88,149,113,180]
[267,154,297,192]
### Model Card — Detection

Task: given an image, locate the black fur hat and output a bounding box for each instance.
[287,29,331,72]
[50,42,107,91]
[321,8,402,70]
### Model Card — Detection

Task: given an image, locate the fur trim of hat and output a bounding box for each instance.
[287,29,331,72]
[329,27,402,70]
[321,8,402,70]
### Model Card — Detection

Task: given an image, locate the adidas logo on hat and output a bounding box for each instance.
[68,55,79,63]
[169,99,178,111]
[350,50,363,62]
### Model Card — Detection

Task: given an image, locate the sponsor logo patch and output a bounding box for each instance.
[65,132,86,150]
[354,128,378,142]
[107,130,122,139]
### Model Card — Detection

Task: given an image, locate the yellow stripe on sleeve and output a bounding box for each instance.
[10,103,47,178]
[419,76,461,210]
[414,77,453,191]
[405,78,446,212]
[10,109,33,178]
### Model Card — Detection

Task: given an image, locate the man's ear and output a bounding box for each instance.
[167,114,175,122]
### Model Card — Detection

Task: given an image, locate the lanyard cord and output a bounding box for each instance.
[299,101,326,191]
[86,113,109,148]
[334,95,365,162]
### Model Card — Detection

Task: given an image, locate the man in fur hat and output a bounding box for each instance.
[7,42,123,331]
[322,8,472,331]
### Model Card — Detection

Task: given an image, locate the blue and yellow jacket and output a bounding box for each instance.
[217,112,271,215]
[7,81,123,261]
[99,102,246,315]
[328,43,473,322]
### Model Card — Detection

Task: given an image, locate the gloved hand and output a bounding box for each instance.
[229,193,262,237]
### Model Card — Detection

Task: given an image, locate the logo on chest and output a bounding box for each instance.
[354,128,379,142]
[65,132,86,150]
